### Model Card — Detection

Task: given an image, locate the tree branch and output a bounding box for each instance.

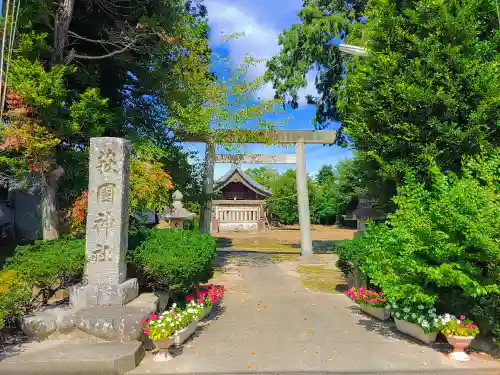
[71,37,138,60]
[67,30,121,46]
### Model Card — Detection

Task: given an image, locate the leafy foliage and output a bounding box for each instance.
[129,229,216,298]
[338,0,500,182]
[337,162,499,325]
[442,315,480,337]
[5,239,85,306]
[0,270,31,329]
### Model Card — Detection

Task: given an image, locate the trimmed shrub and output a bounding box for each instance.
[129,228,216,298]
[0,270,31,329]
[337,165,499,339]
[5,238,85,306]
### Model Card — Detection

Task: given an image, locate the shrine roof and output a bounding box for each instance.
[214,167,272,197]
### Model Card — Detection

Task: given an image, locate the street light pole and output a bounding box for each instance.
[338,43,369,57]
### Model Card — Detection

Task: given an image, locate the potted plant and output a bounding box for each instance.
[142,302,203,361]
[388,302,443,344]
[345,287,390,320]
[441,314,480,361]
[188,283,225,320]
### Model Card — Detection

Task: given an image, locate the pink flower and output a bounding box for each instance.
[144,328,149,335]
[171,311,176,316]
[193,284,198,289]
[471,324,477,329]
[459,315,465,320]
[140,318,146,326]
[186,296,194,302]
[149,314,158,320]
[379,292,384,296]
[460,322,465,328]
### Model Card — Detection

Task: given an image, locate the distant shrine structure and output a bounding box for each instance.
[211,166,272,233]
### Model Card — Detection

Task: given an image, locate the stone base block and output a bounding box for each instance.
[74,305,150,341]
[0,342,144,375]
[70,278,138,308]
[21,307,75,338]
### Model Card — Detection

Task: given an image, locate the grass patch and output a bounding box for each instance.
[296,265,345,294]
[271,253,299,261]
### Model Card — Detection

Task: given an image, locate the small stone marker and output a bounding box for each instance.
[70,137,138,307]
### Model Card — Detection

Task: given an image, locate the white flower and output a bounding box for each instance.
[418,305,424,310]
[421,320,429,327]
[403,307,410,313]
[172,303,177,308]
[456,319,461,324]
[395,312,401,318]
[392,302,398,308]
[404,315,409,320]
[411,313,417,319]
[417,315,424,322]
[170,323,174,326]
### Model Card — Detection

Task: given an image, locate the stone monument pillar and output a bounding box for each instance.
[70,137,138,307]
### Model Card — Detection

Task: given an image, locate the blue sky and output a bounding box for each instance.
[182,0,353,179]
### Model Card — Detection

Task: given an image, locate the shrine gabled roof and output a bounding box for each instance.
[214,167,272,197]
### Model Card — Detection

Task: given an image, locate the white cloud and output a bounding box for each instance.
[206,0,317,104]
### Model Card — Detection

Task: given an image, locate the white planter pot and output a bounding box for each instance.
[174,320,197,346]
[359,305,390,320]
[394,319,437,344]
[152,337,174,362]
[445,334,475,361]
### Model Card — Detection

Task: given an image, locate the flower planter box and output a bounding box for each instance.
[174,320,197,346]
[359,305,390,320]
[198,305,213,321]
[394,319,437,344]
[152,337,174,362]
[198,302,219,321]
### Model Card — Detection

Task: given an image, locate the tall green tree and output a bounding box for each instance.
[244,166,279,189]
[267,0,500,203]
[316,164,335,185]
[0,0,212,239]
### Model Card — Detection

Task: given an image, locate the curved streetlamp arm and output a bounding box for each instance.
[338,43,369,57]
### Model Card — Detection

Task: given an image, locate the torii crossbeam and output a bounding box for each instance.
[181,129,337,257]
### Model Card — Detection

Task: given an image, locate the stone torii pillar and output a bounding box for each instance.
[295,140,313,257]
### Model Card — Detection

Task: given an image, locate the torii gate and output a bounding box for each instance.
[183,130,337,257]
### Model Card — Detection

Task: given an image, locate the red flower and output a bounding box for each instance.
[186,296,194,302]
[194,284,198,289]
[460,322,465,328]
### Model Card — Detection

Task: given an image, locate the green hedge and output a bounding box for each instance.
[5,238,85,305]
[129,228,216,298]
[337,165,500,342]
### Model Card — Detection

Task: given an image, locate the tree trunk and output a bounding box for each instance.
[53,0,74,64]
[41,166,64,240]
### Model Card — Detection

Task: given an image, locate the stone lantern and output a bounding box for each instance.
[159,190,195,229]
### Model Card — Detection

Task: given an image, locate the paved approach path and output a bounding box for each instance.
[129,253,500,375]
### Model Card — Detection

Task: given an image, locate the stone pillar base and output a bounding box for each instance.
[69,278,139,308]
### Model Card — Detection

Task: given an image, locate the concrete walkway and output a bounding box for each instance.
[129,253,500,375]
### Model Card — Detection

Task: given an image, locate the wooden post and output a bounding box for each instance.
[200,142,215,234]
